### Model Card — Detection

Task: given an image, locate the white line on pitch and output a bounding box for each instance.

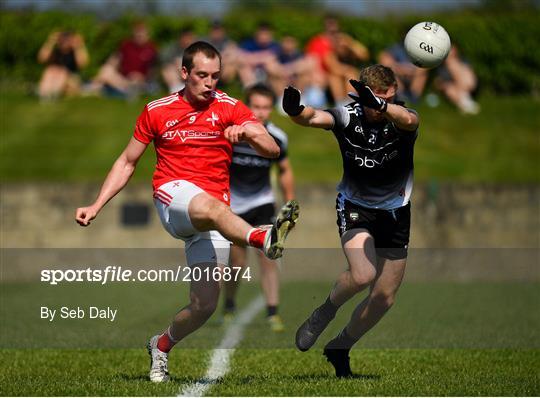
[178,295,265,397]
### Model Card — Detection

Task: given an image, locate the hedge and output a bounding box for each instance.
[0,8,538,94]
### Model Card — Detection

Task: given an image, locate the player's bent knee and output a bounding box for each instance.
[350,267,376,288]
[206,201,229,224]
[188,194,224,230]
[370,292,395,310]
[188,194,212,219]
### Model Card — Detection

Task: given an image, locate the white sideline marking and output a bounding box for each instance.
[178,295,265,397]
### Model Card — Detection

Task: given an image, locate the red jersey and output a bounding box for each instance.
[133,90,259,204]
[119,39,157,78]
[305,34,333,72]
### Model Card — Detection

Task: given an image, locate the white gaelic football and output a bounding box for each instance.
[404,22,451,69]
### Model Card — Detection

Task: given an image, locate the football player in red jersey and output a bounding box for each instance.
[75,41,299,383]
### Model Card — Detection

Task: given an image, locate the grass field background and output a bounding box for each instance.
[1,89,539,395]
[1,92,539,184]
[1,279,538,395]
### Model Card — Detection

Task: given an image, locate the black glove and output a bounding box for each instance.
[349,79,388,112]
[282,86,305,116]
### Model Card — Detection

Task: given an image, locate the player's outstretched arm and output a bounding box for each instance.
[225,123,280,158]
[75,137,148,226]
[384,102,419,132]
[282,86,334,129]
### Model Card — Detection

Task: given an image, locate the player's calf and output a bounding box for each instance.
[190,296,219,322]
[369,291,395,312]
[350,266,377,289]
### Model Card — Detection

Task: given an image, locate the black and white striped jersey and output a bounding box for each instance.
[230,122,288,214]
[326,102,418,210]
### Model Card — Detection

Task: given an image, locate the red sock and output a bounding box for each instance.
[157,329,176,353]
[246,227,267,249]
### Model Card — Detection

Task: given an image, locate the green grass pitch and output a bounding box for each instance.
[1,281,538,396]
[1,89,539,395]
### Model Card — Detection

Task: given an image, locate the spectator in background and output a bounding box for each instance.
[334,32,370,70]
[305,16,370,106]
[378,42,427,104]
[86,22,158,98]
[160,26,197,93]
[276,35,327,108]
[434,45,480,114]
[205,20,239,84]
[37,30,89,100]
[237,22,283,95]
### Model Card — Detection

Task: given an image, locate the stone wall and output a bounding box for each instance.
[1,183,538,248]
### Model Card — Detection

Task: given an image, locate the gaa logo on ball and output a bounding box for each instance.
[404,22,451,69]
[419,42,434,54]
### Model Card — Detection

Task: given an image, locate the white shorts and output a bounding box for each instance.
[154,180,230,267]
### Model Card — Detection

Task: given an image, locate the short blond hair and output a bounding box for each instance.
[358,64,397,92]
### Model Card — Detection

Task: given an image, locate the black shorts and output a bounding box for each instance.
[237,203,276,226]
[336,194,411,260]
